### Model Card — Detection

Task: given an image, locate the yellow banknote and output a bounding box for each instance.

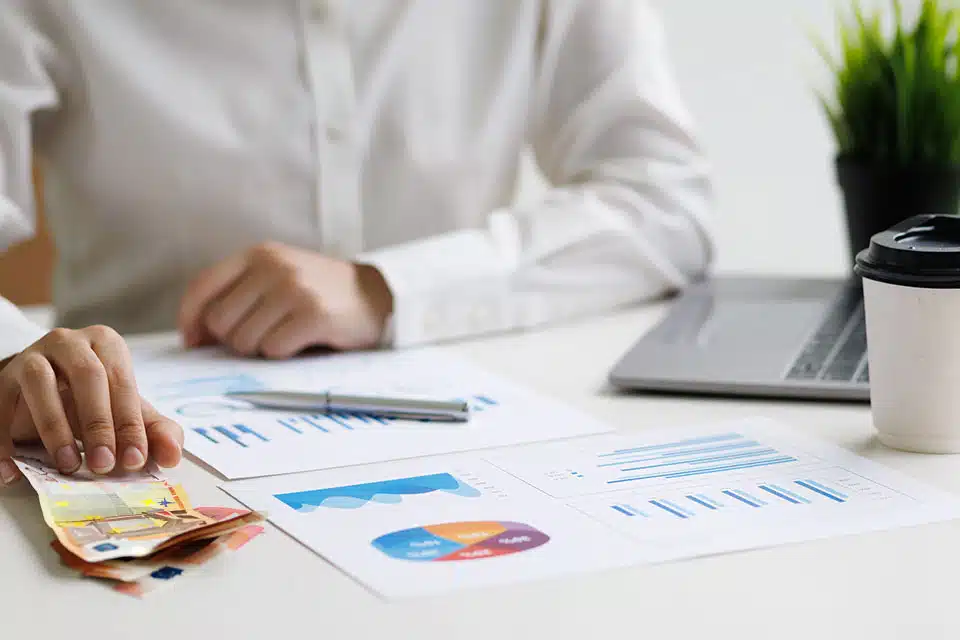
[13,449,245,562]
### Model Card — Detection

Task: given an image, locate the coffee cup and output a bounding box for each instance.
[855,214,960,453]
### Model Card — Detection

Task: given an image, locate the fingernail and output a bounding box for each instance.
[0,460,19,485]
[88,446,116,473]
[122,447,145,470]
[55,445,81,472]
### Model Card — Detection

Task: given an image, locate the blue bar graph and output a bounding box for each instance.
[723,489,761,507]
[350,412,370,423]
[796,480,846,503]
[759,484,802,504]
[611,505,635,517]
[608,455,797,485]
[234,424,269,442]
[213,426,248,448]
[598,433,744,458]
[596,431,798,486]
[650,499,688,519]
[687,495,718,510]
[277,419,302,434]
[619,447,779,472]
[193,427,218,444]
[597,440,764,467]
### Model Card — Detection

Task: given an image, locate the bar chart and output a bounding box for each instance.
[569,467,901,547]
[602,477,852,522]
[139,347,614,479]
[596,433,797,485]
[489,430,814,499]
[186,395,501,449]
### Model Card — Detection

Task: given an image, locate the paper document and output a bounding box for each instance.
[222,417,960,599]
[136,348,611,479]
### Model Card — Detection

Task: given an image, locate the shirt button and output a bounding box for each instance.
[309,0,328,20]
[325,124,345,143]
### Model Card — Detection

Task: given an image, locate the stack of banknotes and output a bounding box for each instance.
[13,449,265,597]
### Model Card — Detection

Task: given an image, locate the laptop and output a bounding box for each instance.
[608,274,869,401]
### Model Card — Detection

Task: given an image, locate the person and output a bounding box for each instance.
[0,0,715,485]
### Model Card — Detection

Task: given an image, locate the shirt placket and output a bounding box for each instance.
[302,0,363,258]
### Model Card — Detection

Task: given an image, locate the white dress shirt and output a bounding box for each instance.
[0,0,715,357]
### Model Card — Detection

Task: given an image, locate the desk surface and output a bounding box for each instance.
[3,301,958,640]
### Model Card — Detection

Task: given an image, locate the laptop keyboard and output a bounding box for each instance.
[785,286,869,384]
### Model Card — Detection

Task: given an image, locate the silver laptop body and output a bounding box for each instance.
[608,276,869,401]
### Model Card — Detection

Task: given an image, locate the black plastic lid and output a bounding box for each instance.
[854,214,960,288]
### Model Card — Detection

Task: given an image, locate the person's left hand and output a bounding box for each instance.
[178,242,393,359]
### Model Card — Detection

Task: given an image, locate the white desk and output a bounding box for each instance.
[3,301,958,639]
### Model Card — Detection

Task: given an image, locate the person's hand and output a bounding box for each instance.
[178,242,394,359]
[0,326,185,487]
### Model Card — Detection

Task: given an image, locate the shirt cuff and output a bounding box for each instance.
[356,212,521,348]
[0,297,45,360]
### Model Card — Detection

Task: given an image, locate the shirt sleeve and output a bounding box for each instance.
[358,0,715,348]
[0,1,63,251]
[0,294,45,359]
[0,3,61,359]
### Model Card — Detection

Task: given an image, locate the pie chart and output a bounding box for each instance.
[372,521,549,562]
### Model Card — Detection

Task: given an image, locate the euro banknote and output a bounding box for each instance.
[13,448,263,563]
[52,512,264,597]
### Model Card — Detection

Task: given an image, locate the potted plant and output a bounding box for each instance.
[816,0,960,261]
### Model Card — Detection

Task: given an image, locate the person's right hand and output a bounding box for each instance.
[0,325,184,487]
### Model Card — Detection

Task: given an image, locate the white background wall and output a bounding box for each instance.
[521,0,926,280]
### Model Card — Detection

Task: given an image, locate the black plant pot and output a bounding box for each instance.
[836,156,960,264]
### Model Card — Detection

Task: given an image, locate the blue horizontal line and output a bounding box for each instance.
[696,493,723,508]
[234,424,269,442]
[193,427,218,444]
[329,413,354,430]
[771,484,809,504]
[723,489,760,507]
[738,489,766,505]
[804,479,848,499]
[597,433,744,458]
[759,485,801,504]
[796,480,845,503]
[600,440,769,467]
[475,395,498,406]
[213,425,247,448]
[607,456,796,484]
[650,500,687,518]
[662,499,694,516]
[277,419,302,434]
[611,505,635,517]
[687,495,717,510]
[618,447,777,473]
[302,416,329,432]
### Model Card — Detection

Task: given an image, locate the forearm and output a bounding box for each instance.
[359,175,713,347]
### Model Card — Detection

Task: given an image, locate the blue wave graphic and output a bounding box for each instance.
[275,473,481,512]
[157,374,265,399]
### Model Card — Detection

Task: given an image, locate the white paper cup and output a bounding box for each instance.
[856,214,960,453]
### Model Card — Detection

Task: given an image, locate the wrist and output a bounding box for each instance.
[355,263,394,336]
